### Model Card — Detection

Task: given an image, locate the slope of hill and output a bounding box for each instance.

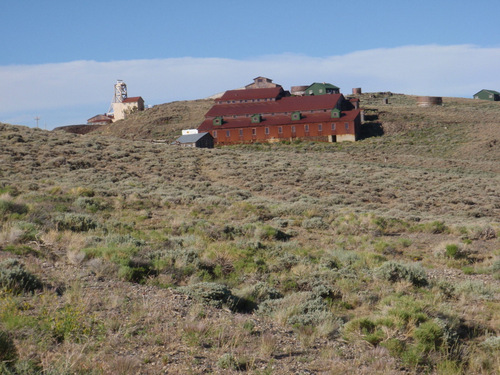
[97,99,214,140]
[0,94,499,374]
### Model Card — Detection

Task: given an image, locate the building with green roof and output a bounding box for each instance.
[304,82,340,96]
[473,89,500,101]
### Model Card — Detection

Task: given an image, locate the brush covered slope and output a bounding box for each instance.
[97,99,213,141]
[0,95,499,374]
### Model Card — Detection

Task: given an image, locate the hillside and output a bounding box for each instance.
[97,99,214,140]
[0,95,499,374]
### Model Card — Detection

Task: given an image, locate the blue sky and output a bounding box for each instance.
[1,0,500,129]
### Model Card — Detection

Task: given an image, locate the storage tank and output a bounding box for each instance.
[416,96,443,107]
[352,88,362,95]
[291,86,308,96]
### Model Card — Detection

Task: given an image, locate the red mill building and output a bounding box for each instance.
[197,79,361,145]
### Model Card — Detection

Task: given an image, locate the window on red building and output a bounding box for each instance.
[226,130,230,137]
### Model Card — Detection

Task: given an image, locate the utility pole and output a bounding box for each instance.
[34,116,40,128]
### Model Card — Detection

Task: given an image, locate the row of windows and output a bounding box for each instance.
[224,108,330,119]
[222,97,276,104]
[213,123,349,138]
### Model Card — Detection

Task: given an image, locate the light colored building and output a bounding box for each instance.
[112,96,145,121]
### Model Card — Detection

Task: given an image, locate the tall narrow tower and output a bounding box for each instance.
[108,80,128,114]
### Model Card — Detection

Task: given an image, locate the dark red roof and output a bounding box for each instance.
[218,87,283,102]
[123,96,143,103]
[198,109,360,131]
[207,94,343,118]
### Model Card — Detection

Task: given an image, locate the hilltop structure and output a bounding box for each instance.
[112,96,145,121]
[245,76,282,89]
[197,78,361,145]
[87,80,145,124]
[473,89,500,101]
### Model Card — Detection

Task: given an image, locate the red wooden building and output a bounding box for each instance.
[197,86,361,145]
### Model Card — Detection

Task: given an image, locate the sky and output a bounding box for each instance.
[1,0,500,129]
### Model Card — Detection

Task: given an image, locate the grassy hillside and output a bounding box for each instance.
[0,95,499,374]
[97,99,213,141]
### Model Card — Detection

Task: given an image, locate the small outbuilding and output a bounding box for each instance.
[172,132,214,148]
[473,89,500,101]
[305,82,340,96]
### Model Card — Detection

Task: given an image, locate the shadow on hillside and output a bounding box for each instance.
[358,112,384,140]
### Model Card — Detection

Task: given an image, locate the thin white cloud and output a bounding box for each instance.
[1,44,499,128]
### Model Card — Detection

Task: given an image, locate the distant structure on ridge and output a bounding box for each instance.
[87,80,145,125]
[473,89,500,101]
[108,80,128,114]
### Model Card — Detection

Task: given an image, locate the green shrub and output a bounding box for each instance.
[258,292,334,328]
[301,217,328,230]
[414,320,444,352]
[54,213,98,232]
[376,261,428,286]
[343,317,385,345]
[177,282,244,311]
[383,295,429,329]
[381,338,406,356]
[445,244,464,259]
[0,259,42,294]
[118,258,153,283]
[0,186,19,197]
[0,330,18,364]
[245,282,282,304]
[217,353,248,371]
[435,360,462,375]
[74,197,107,212]
[0,200,28,217]
[490,259,500,276]
[256,225,291,241]
[455,280,495,300]
[217,353,237,370]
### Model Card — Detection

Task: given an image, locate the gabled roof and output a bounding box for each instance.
[174,132,212,144]
[122,96,143,103]
[207,94,343,117]
[218,87,283,102]
[306,82,340,90]
[198,109,360,131]
[475,89,500,95]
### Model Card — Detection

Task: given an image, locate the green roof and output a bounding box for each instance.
[307,82,340,90]
[475,89,500,95]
